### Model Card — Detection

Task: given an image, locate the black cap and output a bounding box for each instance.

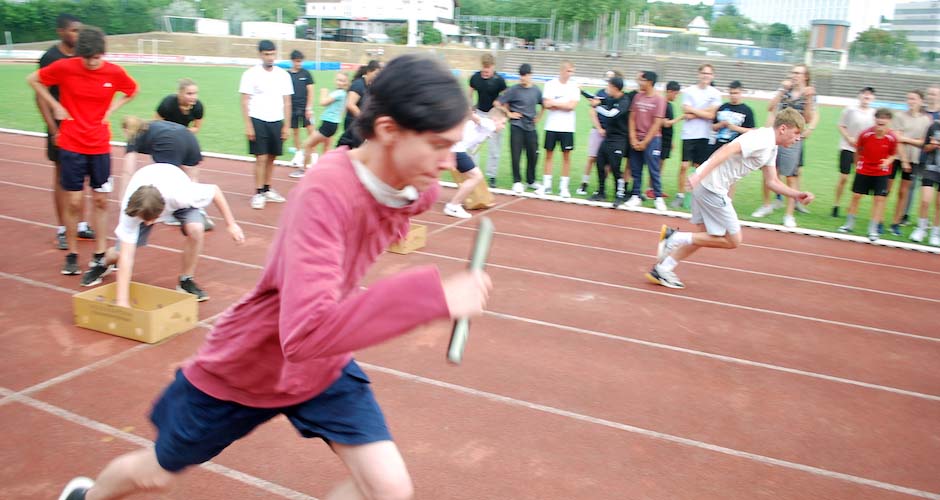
[666,81,680,91]
[258,39,276,52]
[519,63,532,75]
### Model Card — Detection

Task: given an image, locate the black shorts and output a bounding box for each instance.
[544,131,574,152]
[682,138,711,165]
[889,160,919,181]
[839,150,854,175]
[454,152,476,173]
[336,125,364,149]
[596,140,626,171]
[151,361,391,472]
[249,118,284,156]
[318,121,339,138]
[291,110,311,129]
[661,137,673,160]
[852,173,889,197]
[59,149,111,192]
[46,123,61,162]
[134,208,203,246]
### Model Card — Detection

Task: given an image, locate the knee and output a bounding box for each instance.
[366,475,414,500]
[726,238,741,249]
[184,224,205,240]
[93,196,109,211]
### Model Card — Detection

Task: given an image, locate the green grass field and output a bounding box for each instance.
[0,62,925,242]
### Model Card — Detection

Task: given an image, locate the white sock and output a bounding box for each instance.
[560,176,569,190]
[676,192,685,199]
[673,232,694,246]
[932,226,940,235]
[57,226,66,234]
[660,256,679,272]
[581,174,590,183]
[543,174,552,188]
[616,179,625,192]
[919,218,929,230]
[77,221,89,231]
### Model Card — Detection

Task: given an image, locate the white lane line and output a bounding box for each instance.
[419,250,940,344]
[0,388,318,500]
[428,196,527,237]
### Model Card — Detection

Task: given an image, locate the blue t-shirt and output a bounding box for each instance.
[321,89,347,124]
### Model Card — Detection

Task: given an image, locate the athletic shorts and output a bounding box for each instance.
[46,123,61,162]
[690,184,740,237]
[291,110,311,129]
[544,131,574,152]
[318,121,339,138]
[661,137,673,160]
[681,138,711,165]
[596,140,626,172]
[150,361,391,472]
[587,129,603,158]
[839,150,854,175]
[776,142,804,177]
[921,164,940,187]
[134,208,204,247]
[249,118,284,156]
[921,177,940,189]
[852,173,889,196]
[889,160,920,181]
[59,149,111,192]
[454,152,476,173]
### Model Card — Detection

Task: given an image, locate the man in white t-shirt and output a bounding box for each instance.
[672,64,722,208]
[240,39,294,210]
[537,61,580,198]
[832,87,876,218]
[647,109,814,289]
[79,163,245,303]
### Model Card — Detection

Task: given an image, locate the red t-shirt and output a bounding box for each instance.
[38,58,137,154]
[855,127,898,176]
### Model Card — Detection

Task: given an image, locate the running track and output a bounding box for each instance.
[0,132,937,499]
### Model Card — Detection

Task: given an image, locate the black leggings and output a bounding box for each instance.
[595,139,626,195]
[509,126,538,184]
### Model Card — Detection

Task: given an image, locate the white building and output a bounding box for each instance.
[732,0,896,41]
[305,0,455,23]
[891,0,940,53]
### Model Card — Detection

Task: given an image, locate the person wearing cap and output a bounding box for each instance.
[625,71,667,211]
[496,63,544,194]
[239,39,294,210]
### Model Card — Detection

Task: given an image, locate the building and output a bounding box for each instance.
[729,0,896,40]
[304,0,458,37]
[891,0,940,53]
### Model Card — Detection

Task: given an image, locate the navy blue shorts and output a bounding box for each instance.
[454,152,476,173]
[150,360,391,472]
[59,149,111,192]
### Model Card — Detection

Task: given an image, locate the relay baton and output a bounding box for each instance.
[447,216,495,365]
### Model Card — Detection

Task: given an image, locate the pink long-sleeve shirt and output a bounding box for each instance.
[182,148,450,407]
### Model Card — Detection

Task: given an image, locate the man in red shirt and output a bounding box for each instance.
[838,108,898,241]
[57,54,492,500]
[28,26,137,275]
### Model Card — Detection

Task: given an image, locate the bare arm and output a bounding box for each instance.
[188,118,202,135]
[763,164,813,203]
[27,70,70,121]
[319,88,334,107]
[305,82,314,120]
[346,91,362,117]
[102,93,135,124]
[282,95,291,139]
[628,111,637,145]
[684,104,718,120]
[212,186,245,244]
[467,85,476,111]
[241,93,254,140]
[115,241,136,308]
[837,124,856,146]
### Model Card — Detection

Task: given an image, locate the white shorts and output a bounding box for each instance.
[587,128,604,158]
[689,184,740,236]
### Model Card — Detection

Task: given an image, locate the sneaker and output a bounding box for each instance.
[868,232,879,242]
[251,193,266,210]
[889,224,902,237]
[669,195,685,209]
[488,177,497,188]
[656,224,678,262]
[831,206,840,218]
[177,277,209,302]
[443,203,472,219]
[308,153,319,167]
[930,232,940,247]
[900,214,910,226]
[795,203,811,214]
[58,477,94,500]
[77,227,95,240]
[877,222,884,235]
[589,192,606,202]
[910,227,926,242]
[289,168,306,178]
[751,205,774,218]
[576,182,588,195]
[81,261,113,287]
[560,188,571,199]
[646,264,685,289]
[527,183,542,192]
[264,188,286,203]
[838,223,853,233]
[512,182,524,194]
[612,193,627,209]
[200,210,214,231]
[56,232,68,250]
[771,196,784,209]
[654,197,667,212]
[291,151,305,166]
[61,253,80,275]
[624,195,642,208]
[646,188,669,199]
[783,215,797,228]
[534,185,547,196]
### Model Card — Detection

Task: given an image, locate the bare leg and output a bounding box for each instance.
[64,191,82,253]
[264,155,276,187]
[846,193,863,216]
[677,161,690,197]
[785,176,799,218]
[449,168,483,206]
[254,154,268,191]
[325,441,413,500]
[561,150,571,177]
[871,195,887,224]
[669,224,743,265]
[53,161,66,227]
[181,222,205,277]
[543,149,554,176]
[893,179,912,224]
[834,173,849,207]
[85,448,176,500]
[92,191,109,254]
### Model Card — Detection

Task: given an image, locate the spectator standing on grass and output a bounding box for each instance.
[710,80,755,199]
[287,50,315,167]
[336,60,381,149]
[240,39,293,210]
[156,78,204,134]
[672,64,721,209]
[538,61,580,198]
[911,105,940,246]
[887,90,931,236]
[653,80,682,200]
[292,72,350,178]
[591,76,632,204]
[496,63,543,194]
[837,108,898,242]
[468,53,507,188]
[28,26,137,277]
[577,70,620,196]
[832,87,875,218]
[625,71,667,211]
[36,14,95,250]
[753,64,818,228]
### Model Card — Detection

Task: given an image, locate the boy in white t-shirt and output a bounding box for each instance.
[672,64,722,208]
[79,163,245,302]
[445,109,508,218]
[538,61,581,197]
[647,109,814,289]
[833,87,876,218]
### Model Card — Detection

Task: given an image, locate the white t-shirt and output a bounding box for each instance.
[681,84,723,140]
[238,64,294,122]
[542,78,580,133]
[838,106,876,152]
[452,117,497,154]
[701,127,778,196]
[115,164,217,244]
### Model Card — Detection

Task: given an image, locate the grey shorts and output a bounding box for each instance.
[690,184,740,237]
[587,128,603,157]
[136,208,204,246]
[776,142,803,177]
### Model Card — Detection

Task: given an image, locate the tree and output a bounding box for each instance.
[850,27,920,61]
[421,26,442,45]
